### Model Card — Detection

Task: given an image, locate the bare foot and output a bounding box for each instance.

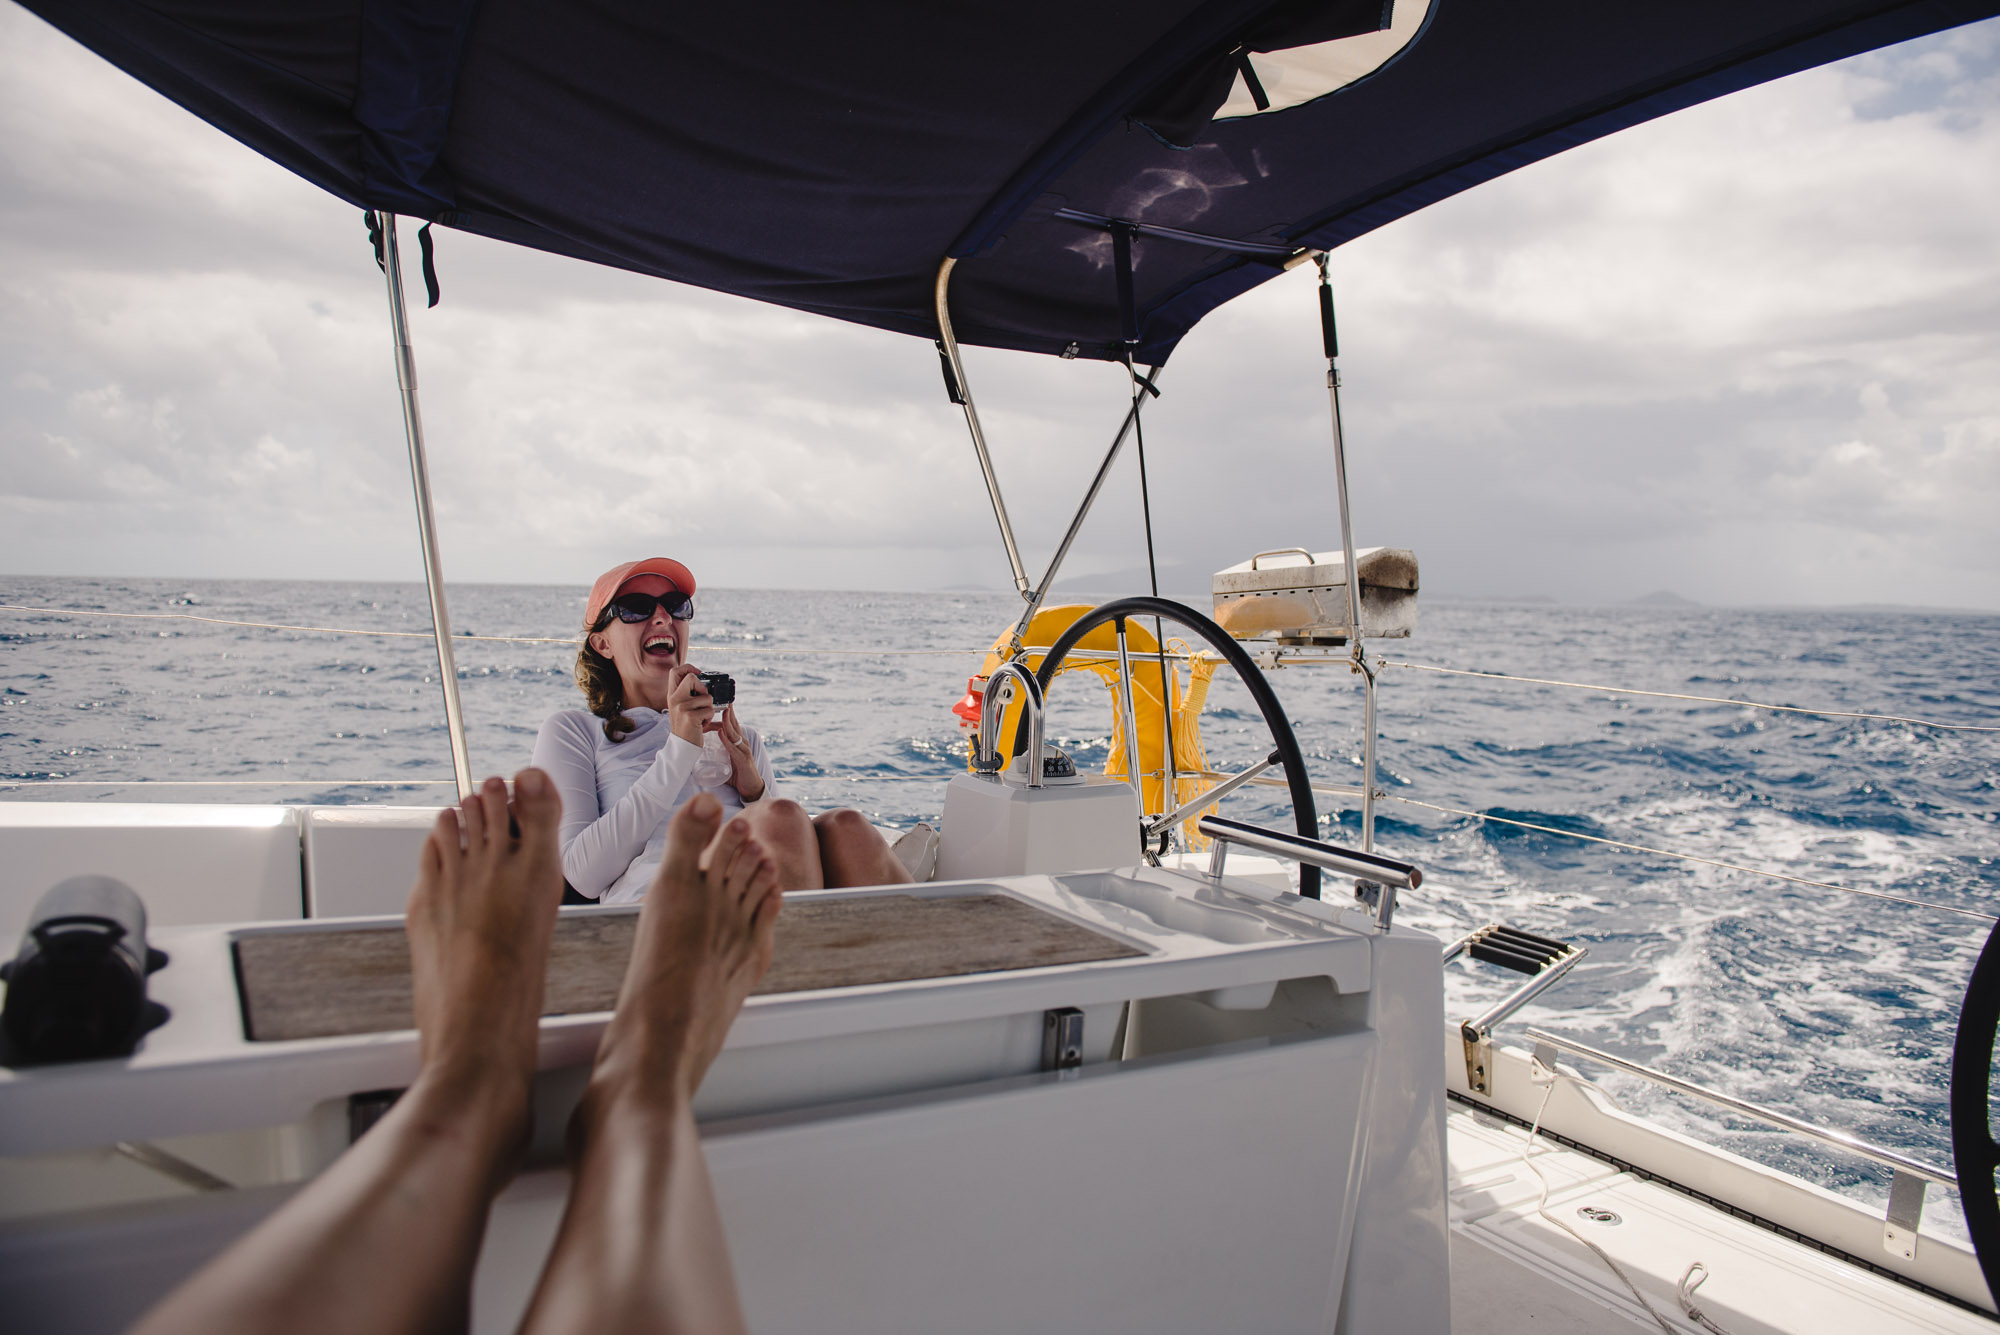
[404,768,565,1159]
[581,794,782,1118]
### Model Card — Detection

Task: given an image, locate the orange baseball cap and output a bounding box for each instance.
[585,557,697,627]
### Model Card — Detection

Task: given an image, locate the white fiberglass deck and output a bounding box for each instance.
[0,861,1450,1334]
[1448,1101,1991,1334]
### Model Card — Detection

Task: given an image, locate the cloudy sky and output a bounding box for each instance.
[2,10,1996,607]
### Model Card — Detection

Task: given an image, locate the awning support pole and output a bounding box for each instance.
[935,258,1032,607]
[1316,254,1375,852]
[1007,364,1162,653]
[378,211,474,800]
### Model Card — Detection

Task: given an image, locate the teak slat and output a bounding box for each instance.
[235,893,1144,1042]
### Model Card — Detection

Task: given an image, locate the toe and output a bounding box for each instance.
[426,806,463,871]
[476,776,510,848]
[459,789,487,851]
[511,767,562,839]
[699,813,752,879]
[661,793,725,888]
[718,837,766,905]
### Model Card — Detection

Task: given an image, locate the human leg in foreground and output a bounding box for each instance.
[519,792,781,1335]
[132,769,565,1335]
[730,797,909,890]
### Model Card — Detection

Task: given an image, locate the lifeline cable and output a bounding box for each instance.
[0,604,977,654]
[1381,659,2000,734]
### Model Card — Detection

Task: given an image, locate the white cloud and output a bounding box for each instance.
[0,8,1996,607]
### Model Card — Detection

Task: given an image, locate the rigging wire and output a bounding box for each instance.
[1126,356,1180,839]
[0,604,977,654]
[1385,794,1998,923]
[1381,659,2000,734]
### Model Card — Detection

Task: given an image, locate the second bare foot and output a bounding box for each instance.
[582,794,782,1115]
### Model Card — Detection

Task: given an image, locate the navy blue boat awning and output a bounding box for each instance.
[19,0,1999,364]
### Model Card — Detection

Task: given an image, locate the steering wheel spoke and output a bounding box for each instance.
[1032,597,1324,898]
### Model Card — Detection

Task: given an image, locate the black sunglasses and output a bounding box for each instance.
[609,590,696,624]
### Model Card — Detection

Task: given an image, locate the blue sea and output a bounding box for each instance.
[4,575,1998,1239]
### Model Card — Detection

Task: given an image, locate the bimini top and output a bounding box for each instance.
[22,0,1998,364]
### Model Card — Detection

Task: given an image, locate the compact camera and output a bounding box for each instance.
[698,670,736,708]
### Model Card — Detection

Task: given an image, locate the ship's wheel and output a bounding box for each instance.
[1032,596,1325,898]
[1951,916,2000,1306]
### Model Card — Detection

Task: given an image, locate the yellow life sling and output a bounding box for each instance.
[960,605,1224,847]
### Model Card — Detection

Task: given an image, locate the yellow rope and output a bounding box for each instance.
[1384,794,1997,922]
[1381,659,2000,734]
[0,604,978,655]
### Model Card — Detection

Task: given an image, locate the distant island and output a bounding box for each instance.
[1627,590,1700,607]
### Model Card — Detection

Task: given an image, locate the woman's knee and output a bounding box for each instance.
[811,807,874,842]
[740,798,812,841]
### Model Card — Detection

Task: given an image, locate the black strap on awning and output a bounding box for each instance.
[362,210,441,308]
[1112,222,1138,350]
[417,222,441,308]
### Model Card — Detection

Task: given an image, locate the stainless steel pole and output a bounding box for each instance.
[1316,254,1375,851]
[379,212,474,800]
[1113,619,1147,813]
[935,257,1032,602]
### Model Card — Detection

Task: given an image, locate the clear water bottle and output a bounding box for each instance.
[693,731,734,787]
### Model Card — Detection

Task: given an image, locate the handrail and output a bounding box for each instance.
[1198,815,1419,929]
[1524,1028,1957,1188]
[974,661,1044,787]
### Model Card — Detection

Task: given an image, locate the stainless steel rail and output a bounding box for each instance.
[378,212,473,799]
[1146,751,1281,840]
[973,660,1044,788]
[1314,255,1377,853]
[934,257,1030,600]
[1198,815,1420,930]
[1524,1028,1956,1189]
[1008,366,1162,653]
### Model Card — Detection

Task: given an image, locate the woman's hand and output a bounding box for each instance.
[666,664,714,748]
[717,705,765,802]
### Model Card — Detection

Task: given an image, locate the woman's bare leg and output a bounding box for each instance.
[519,792,781,1335]
[731,796,825,890]
[814,807,910,888]
[132,770,565,1335]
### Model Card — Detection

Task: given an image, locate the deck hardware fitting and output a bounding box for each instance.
[1884,1169,1928,1260]
[1042,1007,1084,1074]
[1577,1205,1622,1226]
[1445,925,1587,1093]
[973,662,1044,787]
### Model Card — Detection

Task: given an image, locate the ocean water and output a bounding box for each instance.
[4,575,1998,1238]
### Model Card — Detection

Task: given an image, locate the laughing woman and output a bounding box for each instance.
[533,557,908,903]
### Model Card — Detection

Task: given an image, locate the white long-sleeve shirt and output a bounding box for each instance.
[531,707,775,904]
